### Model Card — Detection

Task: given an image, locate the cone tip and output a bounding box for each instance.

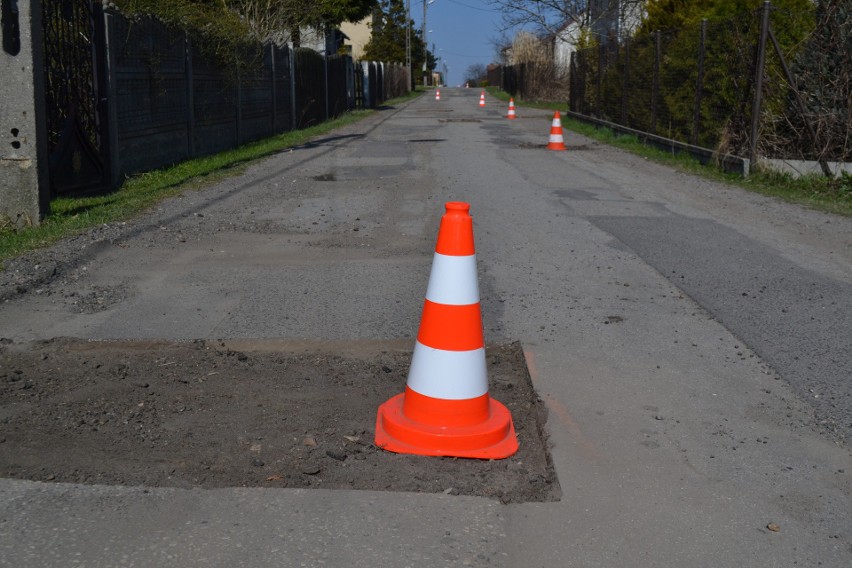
[445,201,470,213]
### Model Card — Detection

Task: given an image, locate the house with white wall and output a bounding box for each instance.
[554,19,581,73]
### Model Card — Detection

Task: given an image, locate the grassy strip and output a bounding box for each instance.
[0,91,422,263]
[486,87,852,217]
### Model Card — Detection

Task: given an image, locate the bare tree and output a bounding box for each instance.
[493,0,646,41]
[225,0,299,43]
[223,0,376,44]
[489,31,513,65]
[463,63,488,86]
[507,31,569,100]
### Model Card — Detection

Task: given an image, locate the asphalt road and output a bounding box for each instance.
[1,88,851,567]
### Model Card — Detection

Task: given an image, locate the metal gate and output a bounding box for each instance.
[42,0,110,195]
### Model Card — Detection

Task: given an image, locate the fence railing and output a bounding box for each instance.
[101,11,408,186]
[491,2,849,173]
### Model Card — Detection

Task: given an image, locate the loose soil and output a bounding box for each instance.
[0,338,560,504]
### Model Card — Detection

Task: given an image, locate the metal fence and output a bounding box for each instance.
[45,6,409,195]
[568,12,762,160]
[493,2,850,172]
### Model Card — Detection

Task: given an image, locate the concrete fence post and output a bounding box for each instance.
[1,0,49,228]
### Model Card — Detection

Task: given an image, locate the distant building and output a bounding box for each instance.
[294,27,325,52]
[589,0,620,42]
[589,0,646,43]
[553,19,581,73]
[340,16,372,60]
[290,15,372,59]
[292,26,354,56]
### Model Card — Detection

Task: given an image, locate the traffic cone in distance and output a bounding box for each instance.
[507,98,517,119]
[374,202,518,459]
[547,111,567,151]
[436,89,441,101]
[479,91,486,107]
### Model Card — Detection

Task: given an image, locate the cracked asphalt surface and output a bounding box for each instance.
[1,88,850,567]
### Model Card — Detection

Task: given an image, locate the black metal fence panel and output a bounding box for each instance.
[110,14,191,174]
[384,63,409,102]
[294,48,326,128]
[327,55,351,119]
[238,46,275,145]
[42,7,409,192]
[190,45,238,159]
[42,0,110,195]
[272,46,292,133]
[486,65,502,90]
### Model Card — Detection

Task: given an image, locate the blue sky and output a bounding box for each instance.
[409,0,505,86]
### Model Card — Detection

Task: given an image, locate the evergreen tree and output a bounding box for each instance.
[362,0,433,83]
[626,0,815,151]
[363,0,409,63]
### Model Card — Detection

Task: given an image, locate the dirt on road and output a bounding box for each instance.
[0,338,559,504]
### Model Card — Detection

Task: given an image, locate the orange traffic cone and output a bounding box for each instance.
[506,98,517,119]
[375,202,518,459]
[479,91,486,107]
[547,111,567,151]
[435,89,441,101]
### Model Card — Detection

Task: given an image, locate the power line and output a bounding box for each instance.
[440,49,491,58]
[446,0,498,13]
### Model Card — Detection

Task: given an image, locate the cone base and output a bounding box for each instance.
[375,392,518,459]
[547,143,567,151]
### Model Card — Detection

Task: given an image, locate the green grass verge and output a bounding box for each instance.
[0,91,423,263]
[486,87,852,217]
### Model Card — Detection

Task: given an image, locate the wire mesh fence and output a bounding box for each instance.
[496,2,850,172]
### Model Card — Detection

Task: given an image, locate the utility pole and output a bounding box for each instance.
[422,0,428,86]
[432,42,437,86]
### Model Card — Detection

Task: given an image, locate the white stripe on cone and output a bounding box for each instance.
[425,253,479,305]
[550,134,564,143]
[406,341,488,400]
[553,117,562,127]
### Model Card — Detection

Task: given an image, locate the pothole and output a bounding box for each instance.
[0,339,560,503]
